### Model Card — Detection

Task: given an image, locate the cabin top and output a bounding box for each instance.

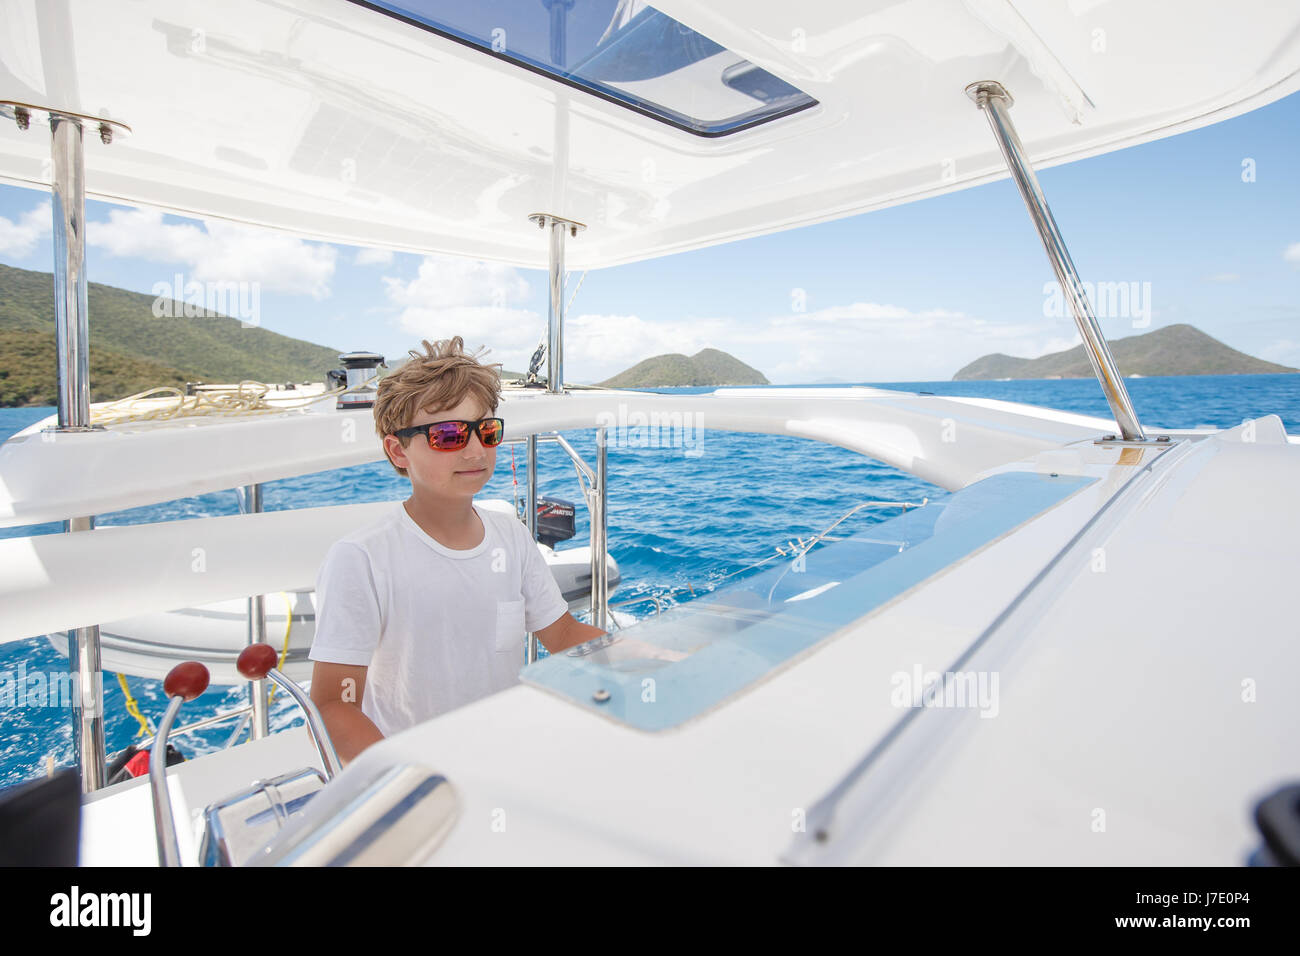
[1,0,1297,268]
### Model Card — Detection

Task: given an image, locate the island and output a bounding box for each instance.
[596,348,768,388]
[953,324,1296,380]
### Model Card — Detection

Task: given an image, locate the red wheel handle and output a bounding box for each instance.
[163,661,210,701]
[237,643,279,681]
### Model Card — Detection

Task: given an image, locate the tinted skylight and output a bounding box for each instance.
[350,0,817,135]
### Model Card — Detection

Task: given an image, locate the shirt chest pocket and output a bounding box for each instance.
[494,599,526,654]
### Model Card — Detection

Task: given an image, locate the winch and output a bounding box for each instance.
[332,351,387,410]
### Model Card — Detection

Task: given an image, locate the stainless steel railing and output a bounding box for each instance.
[500,430,609,661]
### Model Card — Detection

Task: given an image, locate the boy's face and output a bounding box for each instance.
[385,394,497,503]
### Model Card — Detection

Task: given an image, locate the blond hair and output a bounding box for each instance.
[374,336,503,477]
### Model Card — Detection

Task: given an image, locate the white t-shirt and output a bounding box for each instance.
[308,501,569,737]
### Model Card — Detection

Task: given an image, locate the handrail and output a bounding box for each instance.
[150,662,210,867]
[238,644,342,780]
[136,704,254,751]
[500,430,610,651]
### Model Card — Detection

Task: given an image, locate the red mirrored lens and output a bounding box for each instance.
[428,422,471,450]
[478,419,504,446]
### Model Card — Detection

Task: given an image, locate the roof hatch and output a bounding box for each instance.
[349,0,818,135]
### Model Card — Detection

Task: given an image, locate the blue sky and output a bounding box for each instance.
[1,89,1298,384]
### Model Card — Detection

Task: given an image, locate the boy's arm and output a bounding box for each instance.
[534,612,606,654]
[514,518,604,654]
[309,661,385,765]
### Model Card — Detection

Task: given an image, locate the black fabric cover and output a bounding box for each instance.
[0,769,81,866]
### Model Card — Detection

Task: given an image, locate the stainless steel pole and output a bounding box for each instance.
[544,0,570,68]
[526,434,539,665]
[967,81,1145,442]
[546,220,566,395]
[51,115,91,430]
[150,696,186,867]
[7,104,125,794]
[528,212,584,394]
[65,542,105,794]
[51,113,107,792]
[590,427,608,632]
[239,483,270,738]
[525,213,585,662]
[266,668,342,779]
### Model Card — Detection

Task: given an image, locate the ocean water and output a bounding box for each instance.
[1,374,1296,788]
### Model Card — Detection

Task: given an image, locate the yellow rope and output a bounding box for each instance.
[116,672,153,738]
[266,591,294,705]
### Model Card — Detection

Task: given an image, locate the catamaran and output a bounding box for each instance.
[0,0,1297,865]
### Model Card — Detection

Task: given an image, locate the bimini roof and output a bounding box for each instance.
[1,0,1298,269]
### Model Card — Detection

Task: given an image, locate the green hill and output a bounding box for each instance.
[597,348,768,387]
[0,262,343,406]
[953,324,1296,380]
[0,328,193,407]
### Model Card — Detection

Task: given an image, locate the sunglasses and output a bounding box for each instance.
[393,417,505,451]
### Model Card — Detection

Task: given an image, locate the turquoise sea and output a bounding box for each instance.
[1,374,1297,787]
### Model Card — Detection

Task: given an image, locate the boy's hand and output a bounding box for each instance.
[535,612,606,654]
[309,661,385,765]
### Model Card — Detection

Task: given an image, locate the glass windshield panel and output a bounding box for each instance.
[350,1,818,135]
[522,471,1097,731]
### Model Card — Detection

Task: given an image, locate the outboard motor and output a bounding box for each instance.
[333,351,387,410]
[536,496,576,548]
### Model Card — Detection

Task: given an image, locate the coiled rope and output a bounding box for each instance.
[86,372,390,427]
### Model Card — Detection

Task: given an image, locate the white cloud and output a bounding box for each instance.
[354,247,394,267]
[0,201,50,257]
[564,313,729,369]
[552,301,1081,384]
[769,302,967,325]
[1028,335,1081,358]
[1259,339,1300,368]
[382,255,540,368]
[380,259,1082,384]
[88,207,337,298]
[383,254,529,311]
[1285,243,1300,266]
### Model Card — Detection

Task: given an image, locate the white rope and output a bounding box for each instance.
[86,369,391,426]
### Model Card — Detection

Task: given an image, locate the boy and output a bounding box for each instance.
[308,336,606,764]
